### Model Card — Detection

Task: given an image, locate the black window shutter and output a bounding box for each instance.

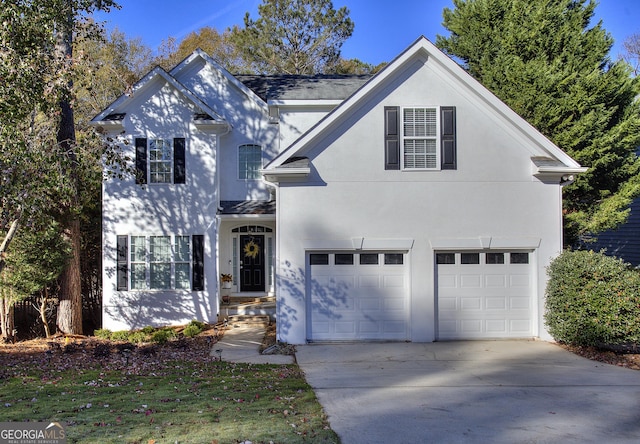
[116,235,128,291]
[135,138,147,184]
[192,235,204,291]
[173,138,186,184]
[384,106,400,170]
[441,106,457,170]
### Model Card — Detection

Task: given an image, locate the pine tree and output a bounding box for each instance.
[230,0,354,74]
[437,0,640,244]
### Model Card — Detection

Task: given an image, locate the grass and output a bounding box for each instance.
[0,337,339,444]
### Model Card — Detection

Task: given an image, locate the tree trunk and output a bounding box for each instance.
[55,4,83,335]
[0,297,15,342]
[36,289,52,338]
[57,218,83,334]
[0,215,21,276]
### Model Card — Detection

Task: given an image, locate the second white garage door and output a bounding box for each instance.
[308,252,410,341]
[437,251,534,340]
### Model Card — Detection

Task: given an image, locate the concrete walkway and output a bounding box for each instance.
[295,340,640,444]
[210,324,294,364]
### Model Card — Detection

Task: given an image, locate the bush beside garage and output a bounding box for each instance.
[545,250,640,349]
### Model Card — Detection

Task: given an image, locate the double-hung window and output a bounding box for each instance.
[120,235,199,291]
[403,107,438,169]
[384,106,456,170]
[149,139,173,183]
[238,144,262,180]
[135,137,186,184]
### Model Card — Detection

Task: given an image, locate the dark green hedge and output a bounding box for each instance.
[545,250,640,346]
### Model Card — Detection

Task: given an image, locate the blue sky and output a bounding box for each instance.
[94,0,639,65]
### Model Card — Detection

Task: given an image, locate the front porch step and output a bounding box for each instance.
[219,300,276,321]
[224,296,274,304]
[227,314,271,328]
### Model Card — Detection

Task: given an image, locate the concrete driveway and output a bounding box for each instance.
[295,340,640,443]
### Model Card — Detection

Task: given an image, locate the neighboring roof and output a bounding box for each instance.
[220,200,276,215]
[235,75,372,102]
[263,36,585,179]
[90,66,227,129]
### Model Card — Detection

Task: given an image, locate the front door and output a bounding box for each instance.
[240,235,265,292]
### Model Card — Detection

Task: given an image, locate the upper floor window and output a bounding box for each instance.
[403,107,438,169]
[135,137,186,185]
[149,139,173,183]
[239,144,262,180]
[384,106,456,171]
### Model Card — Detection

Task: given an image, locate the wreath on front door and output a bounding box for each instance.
[243,239,260,259]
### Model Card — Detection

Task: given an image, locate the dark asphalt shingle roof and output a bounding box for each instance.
[236,75,372,101]
[220,200,276,215]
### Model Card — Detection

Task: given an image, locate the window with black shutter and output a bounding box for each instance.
[384,106,457,170]
[135,137,186,184]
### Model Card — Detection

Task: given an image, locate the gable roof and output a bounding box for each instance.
[263,36,586,179]
[90,65,228,130]
[171,49,270,116]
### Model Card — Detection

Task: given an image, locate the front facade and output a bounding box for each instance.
[94,37,585,342]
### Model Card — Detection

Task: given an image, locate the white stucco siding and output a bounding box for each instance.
[101,81,221,331]
[273,54,565,344]
[173,58,280,202]
[276,179,562,343]
[277,105,337,150]
[300,60,536,185]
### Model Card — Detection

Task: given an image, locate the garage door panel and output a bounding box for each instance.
[438,274,457,288]
[511,297,530,310]
[460,274,482,288]
[438,251,533,339]
[439,297,457,310]
[359,297,381,310]
[485,274,507,287]
[461,320,482,333]
[461,297,481,310]
[510,274,530,287]
[384,321,408,334]
[486,297,507,310]
[359,275,380,287]
[511,320,531,332]
[486,320,507,333]
[384,275,405,288]
[334,321,356,334]
[309,252,409,341]
[384,298,405,311]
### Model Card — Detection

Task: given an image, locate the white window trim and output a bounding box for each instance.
[128,234,192,291]
[149,138,173,184]
[401,106,441,171]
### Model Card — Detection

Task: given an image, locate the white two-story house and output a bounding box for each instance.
[92,37,585,343]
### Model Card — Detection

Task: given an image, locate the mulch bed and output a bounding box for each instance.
[1,327,638,371]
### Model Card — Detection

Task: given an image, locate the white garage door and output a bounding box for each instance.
[308,252,409,341]
[437,251,533,340]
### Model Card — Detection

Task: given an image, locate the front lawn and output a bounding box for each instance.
[0,334,339,444]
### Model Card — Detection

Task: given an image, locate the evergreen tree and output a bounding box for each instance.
[230,0,354,74]
[437,0,640,244]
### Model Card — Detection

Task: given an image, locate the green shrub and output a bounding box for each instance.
[111,330,132,342]
[141,326,156,335]
[128,331,149,344]
[183,324,203,338]
[151,328,176,344]
[93,329,112,340]
[545,250,640,346]
[187,320,205,330]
